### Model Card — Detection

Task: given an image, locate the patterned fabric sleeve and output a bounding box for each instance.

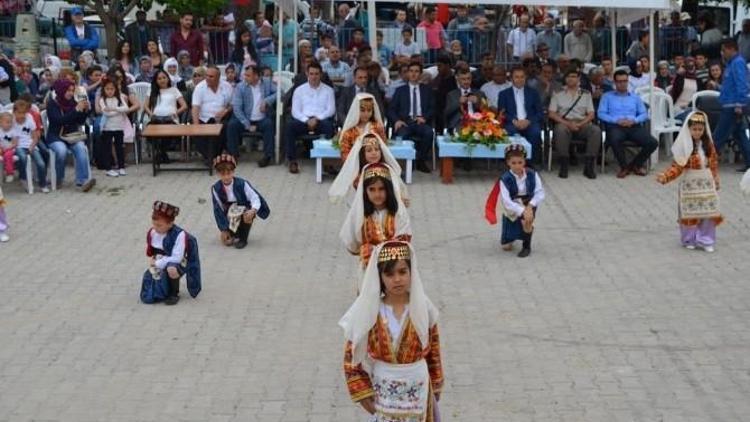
[343,340,375,402]
[661,160,685,184]
[340,128,360,161]
[708,144,720,184]
[426,324,444,394]
[374,123,386,143]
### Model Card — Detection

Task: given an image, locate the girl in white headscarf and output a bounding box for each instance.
[329,132,409,206]
[339,93,386,161]
[162,57,186,91]
[340,163,412,271]
[340,241,442,422]
[657,111,722,252]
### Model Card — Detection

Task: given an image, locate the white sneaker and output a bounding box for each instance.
[41,186,50,193]
[684,244,696,250]
[118,168,127,176]
[106,170,119,177]
[4,175,13,183]
[702,245,715,253]
[0,232,9,242]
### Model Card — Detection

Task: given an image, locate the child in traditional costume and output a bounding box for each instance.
[339,93,386,161]
[211,154,270,249]
[141,201,202,305]
[340,163,412,271]
[329,132,409,206]
[0,185,8,242]
[485,144,545,258]
[657,111,722,252]
[340,241,443,422]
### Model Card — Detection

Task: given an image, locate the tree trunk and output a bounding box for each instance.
[101,14,120,61]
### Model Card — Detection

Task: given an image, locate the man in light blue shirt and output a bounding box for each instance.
[597,69,658,178]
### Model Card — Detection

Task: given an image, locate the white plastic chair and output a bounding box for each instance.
[128,82,151,164]
[643,91,681,167]
[690,90,720,110]
[42,110,92,191]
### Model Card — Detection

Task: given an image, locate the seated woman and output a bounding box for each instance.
[338,93,386,161]
[329,132,409,206]
[145,69,188,164]
[45,79,96,192]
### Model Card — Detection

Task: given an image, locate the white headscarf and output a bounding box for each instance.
[341,92,384,135]
[329,132,404,204]
[338,241,439,365]
[44,55,61,76]
[163,57,182,84]
[339,163,411,255]
[672,111,713,167]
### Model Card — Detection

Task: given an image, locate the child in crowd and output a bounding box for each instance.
[97,78,129,177]
[211,154,270,249]
[657,111,722,252]
[315,33,334,62]
[141,201,201,305]
[329,133,409,206]
[255,23,276,56]
[485,144,545,258]
[0,184,7,242]
[394,27,422,66]
[340,163,411,271]
[340,241,443,422]
[13,99,48,193]
[338,93,386,161]
[0,112,16,182]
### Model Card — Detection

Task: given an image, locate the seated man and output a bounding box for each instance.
[226,65,277,167]
[191,65,234,161]
[481,65,510,110]
[548,67,601,179]
[444,68,487,133]
[387,61,435,173]
[497,66,543,164]
[284,62,335,174]
[597,69,658,178]
[337,66,384,126]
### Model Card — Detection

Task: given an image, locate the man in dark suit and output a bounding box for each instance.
[337,66,384,125]
[444,68,487,133]
[497,66,544,164]
[124,10,156,56]
[388,62,434,173]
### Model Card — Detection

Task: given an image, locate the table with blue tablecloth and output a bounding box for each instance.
[436,135,531,183]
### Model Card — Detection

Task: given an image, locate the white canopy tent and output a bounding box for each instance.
[269,0,671,164]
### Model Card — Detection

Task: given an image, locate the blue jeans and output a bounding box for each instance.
[15,146,48,187]
[712,107,750,167]
[48,140,90,185]
[226,115,276,159]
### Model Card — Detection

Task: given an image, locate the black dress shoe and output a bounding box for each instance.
[415,161,431,173]
[164,295,180,305]
[258,157,271,168]
[517,248,531,258]
[289,161,299,174]
[235,240,248,249]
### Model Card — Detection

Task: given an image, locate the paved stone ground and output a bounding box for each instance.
[1,156,749,422]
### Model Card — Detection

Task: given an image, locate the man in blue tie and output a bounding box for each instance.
[497,66,544,164]
[387,62,435,173]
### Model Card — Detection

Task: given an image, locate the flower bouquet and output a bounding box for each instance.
[454,110,509,150]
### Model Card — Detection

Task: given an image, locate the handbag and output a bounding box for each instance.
[59,128,87,145]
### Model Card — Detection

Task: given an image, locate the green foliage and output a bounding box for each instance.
[155,0,229,17]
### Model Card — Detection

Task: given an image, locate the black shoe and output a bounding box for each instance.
[558,158,569,179]
[415,161,431,173]
[165,295,180,305]
[258,157,271,168]
[517,248,531,258]
[235,240,248,249]
[584,158,597,179]
[737,167,750,173]
[325,165,340,175]
[569,154,579,167]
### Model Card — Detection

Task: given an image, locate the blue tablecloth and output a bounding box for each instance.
[436,135,532,159]
[311,140,416,160]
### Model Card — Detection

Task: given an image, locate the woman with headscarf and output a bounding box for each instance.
[657,111,722,252]
[44,54,62,74]
[76,50,96,77]
[176,50,194,82]
[45,79,96,192]
[340,241,443,422]
[654,60,672,90]
[162,57,186,92]
[338,93,386,161]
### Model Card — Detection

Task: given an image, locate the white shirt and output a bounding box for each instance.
[394,41,421,57]
[291,82,335,122]
[100,95,130,131]
[0,127,15,149]
[460,87,476,114]
[512,86,527,120]
[75,24,85,39]
[149,228,186,270]
[507,27,536,58]
[192,80,233,123]
[249,83,264,121]
[380,302,409,348]
[500,170,545,216]
[481,81,511,109]
[408,83,422,118]
[13,114,37,149]
[152,87,183,118]
[212,179,262,211]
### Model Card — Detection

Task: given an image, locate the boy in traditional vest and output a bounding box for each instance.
[484,144,545,257]
[211,154,270,249]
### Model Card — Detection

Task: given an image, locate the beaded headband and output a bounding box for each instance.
[364,163,391,181]
[505,143,526,155]
[213,153,237,170]
[152,200,180,220]
[688,112,706,124]
[378,242,411,263]
[362,135,380,147]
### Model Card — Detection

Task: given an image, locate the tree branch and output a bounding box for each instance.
[122,0,141,18]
